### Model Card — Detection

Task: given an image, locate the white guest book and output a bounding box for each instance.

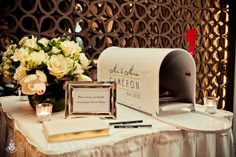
[43,117,109,142]
[97,47,232,133]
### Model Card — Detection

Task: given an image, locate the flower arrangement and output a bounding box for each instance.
[1,36,91,97]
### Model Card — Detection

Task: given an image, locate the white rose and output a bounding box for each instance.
[60,40,81,57]
[13,65,27,81]
[51,37,60,43]
[23,36,38,50]
[80,53,91,68]
[50,46,61,54]
[2,63,10,72]
[19,36,29,46]
[38,38,49,47]
[26,50,48,68]
[11,47,30,63]
[47,54,73,79]
[4,44,17,56]
[72,63,84,75]
[76,74,92,81]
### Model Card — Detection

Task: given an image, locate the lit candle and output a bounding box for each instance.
[205,99,217,114]
[36,103,52,122]
[207,101,214,107]
[37,111,51,122]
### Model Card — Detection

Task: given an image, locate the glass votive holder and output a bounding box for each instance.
[203,96,219,114]
[36,103,53,122]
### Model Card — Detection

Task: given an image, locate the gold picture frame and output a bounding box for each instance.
[65,81,116,119]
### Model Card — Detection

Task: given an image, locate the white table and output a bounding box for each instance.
[0,96,235,157]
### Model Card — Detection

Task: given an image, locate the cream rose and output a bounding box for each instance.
[25,50,49,69]
[79,53,91,68]
[11,47,30,63]
[19,37,28,46]
[13,65,27,81]
[23,36,39,50]
[72,63,84,75]
[60,40,81,57]
[76,74,92,81]
[47,54,73,79]
[50,46,61,54]
[38,38,49,47]
[4,44,16,56]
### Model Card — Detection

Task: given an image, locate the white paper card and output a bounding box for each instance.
[72,88,110,113]
[65,81,116,119]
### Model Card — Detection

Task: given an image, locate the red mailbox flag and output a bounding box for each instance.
[186,29,197,56]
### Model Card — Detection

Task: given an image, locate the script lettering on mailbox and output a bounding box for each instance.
[109,64,141,99]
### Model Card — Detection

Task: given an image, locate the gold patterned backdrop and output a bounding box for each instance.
[0,0,233,110]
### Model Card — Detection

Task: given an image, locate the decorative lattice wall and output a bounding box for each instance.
[0,0,232,110]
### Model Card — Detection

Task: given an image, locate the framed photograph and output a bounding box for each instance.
[65,81,116,119]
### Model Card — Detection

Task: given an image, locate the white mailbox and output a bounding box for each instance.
[97,47,231,133]
[98,47,195,114]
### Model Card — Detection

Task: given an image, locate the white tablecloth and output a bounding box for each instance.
[0,96,235,157]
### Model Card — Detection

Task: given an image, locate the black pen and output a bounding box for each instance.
[109,120,143,125]
[114,124,152,128]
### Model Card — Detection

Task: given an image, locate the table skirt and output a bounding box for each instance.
[0,96,235,157]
